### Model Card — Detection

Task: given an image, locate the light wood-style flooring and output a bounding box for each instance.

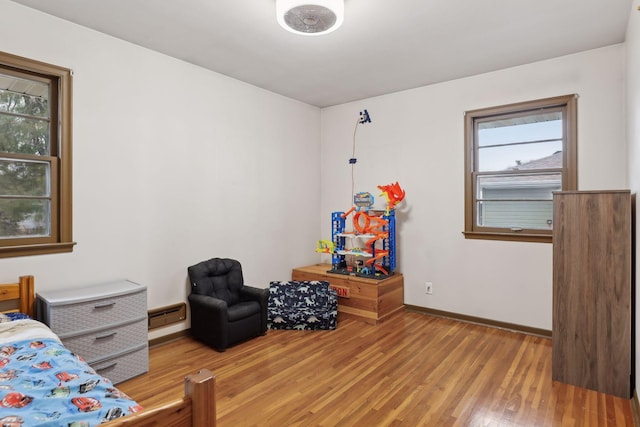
[116,311,635,426]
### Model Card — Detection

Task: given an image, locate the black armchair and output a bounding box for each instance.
[187,258,268,352]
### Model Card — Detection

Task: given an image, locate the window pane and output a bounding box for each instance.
[0,114,50,155]
[478,112,562,146]
[0,158,50,197]
[476,200,554,229]
[478,141,562,172]
[0,73,49,118]
[477,173,561,200]
[0,198,50,238]
[477,111,563,172]
[0,72,50,156]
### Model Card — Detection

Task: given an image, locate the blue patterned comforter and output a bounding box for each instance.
[0,318,141,426]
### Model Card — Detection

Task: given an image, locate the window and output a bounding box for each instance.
[0,51,74,257]
[464,95,577,243]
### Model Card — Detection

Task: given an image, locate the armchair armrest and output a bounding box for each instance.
[239,285,269,334]
[188,294,229,351]
[188,294,228,326]
[240,285,269,305]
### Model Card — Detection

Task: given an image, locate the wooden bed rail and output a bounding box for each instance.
[102,369,216,427]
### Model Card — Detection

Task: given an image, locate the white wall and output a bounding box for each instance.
[0,0,631,338]
[0,1,321,338]
[321,45,627,330]
[626,0,640,400]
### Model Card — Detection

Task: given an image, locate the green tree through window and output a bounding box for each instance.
[0,52,74,257]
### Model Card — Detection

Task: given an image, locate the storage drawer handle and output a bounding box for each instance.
[94,301,116,309]
[95,362,117,372]
[95,332,117,340]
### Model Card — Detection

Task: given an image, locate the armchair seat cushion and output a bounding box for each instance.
[268,280,337,330]
[228,300,262,322]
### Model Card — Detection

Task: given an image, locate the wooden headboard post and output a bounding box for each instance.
[19,275,35,317]
[102,368,216,427]
[186,369,216,427]
[0,275,35,317]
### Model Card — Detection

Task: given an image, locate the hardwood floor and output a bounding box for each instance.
[116,311,634,426]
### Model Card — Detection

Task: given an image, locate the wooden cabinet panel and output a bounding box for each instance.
[292,264,404,324]
[291,270,324,282]
[379,287,404,317]
[552,190,631,398]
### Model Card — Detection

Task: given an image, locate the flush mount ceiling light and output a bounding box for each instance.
[276,0,344,36]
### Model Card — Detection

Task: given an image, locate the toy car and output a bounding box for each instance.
[55,371,79,382]
[0,392,33,408]
[79,379,99,393]
[48,386,70,398]
[71,396,102,412]
[102,407,124,421]
[0,415,24,426]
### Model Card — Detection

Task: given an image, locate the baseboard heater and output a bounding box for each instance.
[148,303,187,330]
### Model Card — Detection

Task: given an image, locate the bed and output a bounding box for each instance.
[0,275,216,427]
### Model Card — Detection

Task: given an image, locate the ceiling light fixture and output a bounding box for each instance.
[276,0,344,36]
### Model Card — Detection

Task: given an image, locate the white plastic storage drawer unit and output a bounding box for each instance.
[36,279,148,384]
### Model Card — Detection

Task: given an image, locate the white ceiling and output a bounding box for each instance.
[9,0,634,107]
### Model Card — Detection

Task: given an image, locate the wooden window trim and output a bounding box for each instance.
[463,94,578,243]
[0,51,75,258]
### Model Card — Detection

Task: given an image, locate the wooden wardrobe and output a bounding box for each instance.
[552,190,632,398]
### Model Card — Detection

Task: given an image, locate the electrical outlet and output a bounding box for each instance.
[426,282,433,294]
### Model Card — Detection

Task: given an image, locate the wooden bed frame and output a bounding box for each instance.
[0,275,216,427]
